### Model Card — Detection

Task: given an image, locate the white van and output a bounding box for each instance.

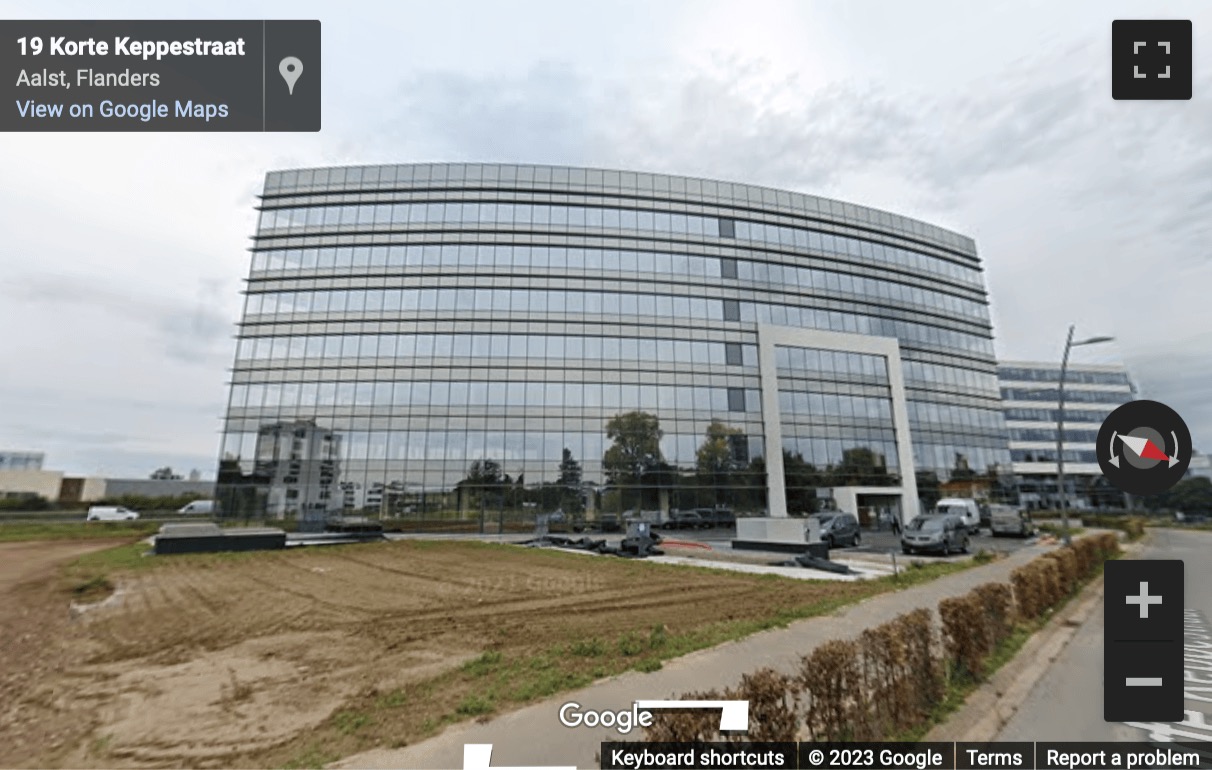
[934,498,982,530]
[86,506,140,521]
[177,500,216,515]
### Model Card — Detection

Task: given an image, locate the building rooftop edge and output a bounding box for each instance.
[260,162,977,252]
[998,360,1128,372]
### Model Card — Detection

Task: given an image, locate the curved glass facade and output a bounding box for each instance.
[217,163,1009,525]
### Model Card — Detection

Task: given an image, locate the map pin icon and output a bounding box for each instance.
[279,56,303,95]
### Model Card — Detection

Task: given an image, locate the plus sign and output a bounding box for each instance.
[1126,581,1163,619]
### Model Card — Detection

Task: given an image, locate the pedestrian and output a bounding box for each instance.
[891,513,901,537]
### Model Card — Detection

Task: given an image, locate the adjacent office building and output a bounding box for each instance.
[0,448,212,504]
[1187,453,1212,482]
[254,420,341,523]
[0,451,44,471]
[999,361,1135,509]
[217,163,1010,524]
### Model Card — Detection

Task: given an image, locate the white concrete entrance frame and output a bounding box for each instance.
[737,325,920,548]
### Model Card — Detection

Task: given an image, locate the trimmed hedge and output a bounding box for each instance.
[940,592,991,680]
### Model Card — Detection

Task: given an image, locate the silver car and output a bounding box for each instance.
[901,514,968,555]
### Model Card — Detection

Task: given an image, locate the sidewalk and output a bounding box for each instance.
[334,542,1057,770]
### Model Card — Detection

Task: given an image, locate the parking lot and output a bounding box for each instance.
[654,520,1041,558]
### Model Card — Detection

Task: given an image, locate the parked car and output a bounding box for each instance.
[661,511,709,530]
[177,500,216,515]
[697,507,736,528]
[902,513,968,555]
[934,497,983,530]
[596,512,621,532]
[990,506,1034,537]
[811,512,862,548]
[86,505,140,521]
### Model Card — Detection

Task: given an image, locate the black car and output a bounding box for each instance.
[596,512,621,532]
[901,514,969,555]
[661,511,710,530]
[697,508,736,528]
[812,512,862,548]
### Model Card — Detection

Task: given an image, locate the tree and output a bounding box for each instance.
[151,466,182,480]
[603,411,666,510]
[1147,477,1212,515]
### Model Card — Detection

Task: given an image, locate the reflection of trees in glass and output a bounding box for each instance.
[783,451,824,515]
[830,447,896,487]
[507,449,588,518]
[727,455,768,512]
[557,448,585,513]
[216,458,270,522]
[603,411,668,510]
[456,458,509,510]
[950,452,976,481]
[916,470,941,510]
[696,420,746,507]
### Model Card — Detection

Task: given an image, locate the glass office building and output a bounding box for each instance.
[0,451,45,471]
[216,163,1009,527]
[999,361,1134,510]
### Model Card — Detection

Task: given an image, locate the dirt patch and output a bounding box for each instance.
[0,539,134,766]
[3,538,882,768]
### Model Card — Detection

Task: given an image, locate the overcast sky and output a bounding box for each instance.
[1,0,1209,478]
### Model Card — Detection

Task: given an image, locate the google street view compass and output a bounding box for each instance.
[1097,399,1191,495]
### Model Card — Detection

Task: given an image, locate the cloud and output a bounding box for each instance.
[376,62,596,163]
[358,45,1212,449]
[2,1,1209,476]
[2,271,233,365]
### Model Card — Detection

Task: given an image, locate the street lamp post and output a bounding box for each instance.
[1056,325,1115,546]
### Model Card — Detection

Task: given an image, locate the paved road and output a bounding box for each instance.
[998,527,1212,742]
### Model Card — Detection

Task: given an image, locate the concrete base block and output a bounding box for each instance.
[736,517,806,542]
[732,517,828,557]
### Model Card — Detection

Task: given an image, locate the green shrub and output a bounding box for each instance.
[455,694,494,716]
[462,650,502,676]
[0,494,51,511]
[617,632,646,657]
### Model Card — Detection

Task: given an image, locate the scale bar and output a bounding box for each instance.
[1126,677,1164,686]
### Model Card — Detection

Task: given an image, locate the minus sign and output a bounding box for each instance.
[1126,677,1164,686]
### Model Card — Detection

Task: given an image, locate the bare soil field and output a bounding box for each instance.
[0,538,934,768]
[0,539,133,765]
